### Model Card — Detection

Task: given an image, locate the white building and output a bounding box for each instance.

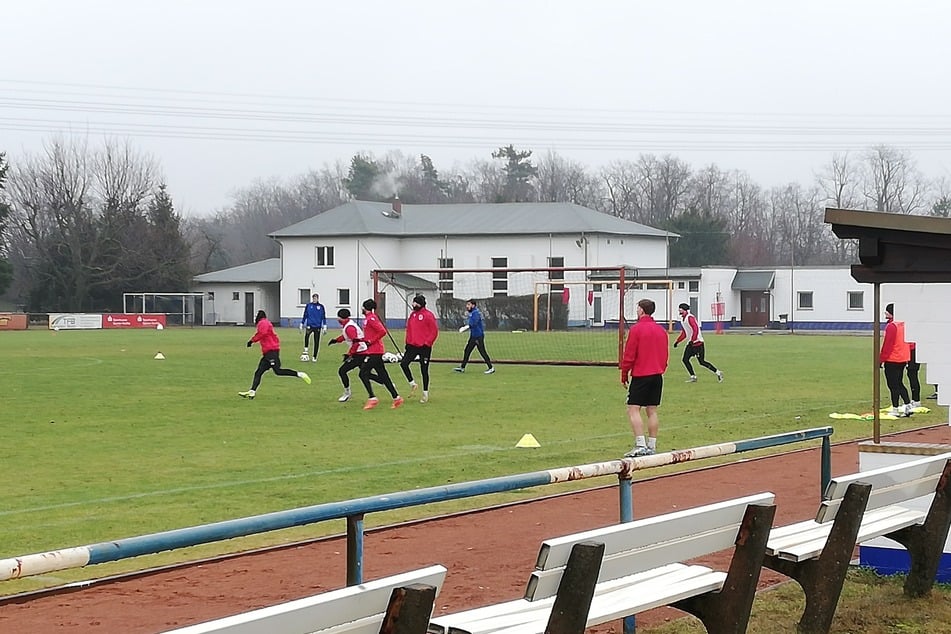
[192,258,281,325]
[268,200,674,326]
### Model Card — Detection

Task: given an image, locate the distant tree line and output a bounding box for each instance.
[1,136,950,312]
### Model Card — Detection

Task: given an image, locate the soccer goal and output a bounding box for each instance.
[372,267,666,366]
[122,292,205,326]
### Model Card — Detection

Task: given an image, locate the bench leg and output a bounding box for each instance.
[545,541,605,634]
[884,462,951,598]
[671,503,776,634]
[763,482,871,634]
[381,583,438,634]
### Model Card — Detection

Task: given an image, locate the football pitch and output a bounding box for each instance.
[0,326,941,593]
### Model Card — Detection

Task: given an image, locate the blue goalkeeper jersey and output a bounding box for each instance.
[302,302,327,328]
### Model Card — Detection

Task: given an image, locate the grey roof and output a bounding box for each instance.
[270,201,674,239]
[732,270,775,291]
[193,258,281,284]
[377,272,438,291]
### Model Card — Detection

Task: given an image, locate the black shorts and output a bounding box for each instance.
[627,374,663,406]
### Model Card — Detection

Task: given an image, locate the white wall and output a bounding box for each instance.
[195,283,279,325]
[277,233,669,323]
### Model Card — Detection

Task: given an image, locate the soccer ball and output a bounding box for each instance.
[382,351,401,363]
[299,352,310,362]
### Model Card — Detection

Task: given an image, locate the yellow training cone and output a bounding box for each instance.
[516,433,540,448]
[154,352,166,360]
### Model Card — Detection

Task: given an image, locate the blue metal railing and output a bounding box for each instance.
[0,427,833,585]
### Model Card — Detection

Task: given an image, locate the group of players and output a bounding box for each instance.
[240,292,493,409]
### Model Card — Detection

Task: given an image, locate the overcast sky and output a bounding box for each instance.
[3,1,950,215]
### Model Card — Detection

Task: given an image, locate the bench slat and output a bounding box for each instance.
[818,475,941,522]
[767,506,927,562]
[428,564,689,634]
[821,454,950,505]
[164,565,447,634]
[527,523,742,600]
[535,492,774,570]
[430,565,722,634]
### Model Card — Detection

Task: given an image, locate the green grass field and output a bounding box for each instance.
[0,326,943,594]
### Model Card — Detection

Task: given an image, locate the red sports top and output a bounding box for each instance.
[406,307,439,347]
[250,317,280,354]
[361,312,388,355]
[620,314,670,381]
[880,320,911,363]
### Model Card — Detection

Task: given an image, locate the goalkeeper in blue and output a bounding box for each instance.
[299,293,328,362]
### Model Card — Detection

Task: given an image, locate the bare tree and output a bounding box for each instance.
[535,151,603,207]
[862,145,926,214]
[600,160,640,220]
[816,153,861,262]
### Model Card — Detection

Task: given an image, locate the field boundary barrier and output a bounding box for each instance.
[0,427,832,586]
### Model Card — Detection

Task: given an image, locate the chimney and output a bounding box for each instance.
[391,195,402,216]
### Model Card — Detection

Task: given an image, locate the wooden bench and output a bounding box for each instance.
[428,493,776,634]
[764,452,951,633]
[162,565,447,634]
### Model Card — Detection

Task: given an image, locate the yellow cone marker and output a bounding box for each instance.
[154,352,166,360]
[516,433,540,448]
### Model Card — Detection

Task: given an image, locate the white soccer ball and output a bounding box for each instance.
[156,324,164,331]
[382,352,400,363]
[299,353,310,362]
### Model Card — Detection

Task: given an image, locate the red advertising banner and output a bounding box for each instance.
[102,313,167,329]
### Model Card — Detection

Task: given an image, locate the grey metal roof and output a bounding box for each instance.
[193,258,281,283]
[377,272,438,291]
[731,270,776,291]
[270,201,674,239]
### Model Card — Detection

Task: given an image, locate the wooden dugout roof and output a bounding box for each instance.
[824,208,951,283]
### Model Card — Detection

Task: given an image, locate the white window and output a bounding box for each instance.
[677,281,685,290]
[337,288,350,306]
[688,280,699,293]
[316,246,335,267]
[232,292,240,301]
[438,257,453,293]
[298,289,311,305]
[492,257,508,296]
[798,291,814,310]
[847,291,864,310]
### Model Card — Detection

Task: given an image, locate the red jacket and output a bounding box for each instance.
[361,312,387,355]
[880,319,911,363]
[250,318,280,354]
[620,315,669,382]
[406,307,439,347]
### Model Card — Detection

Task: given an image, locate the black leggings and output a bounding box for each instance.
[401,344,432,390]
[359,355,399,398]
[338,355,363,389]
[906,349,921,402]
[303,327,323,353]
[682,343,717,376]
[461,337,492,369]
[251,351,298,390]
[883,361,910,407]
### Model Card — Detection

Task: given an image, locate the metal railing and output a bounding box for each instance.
[0,427,833,585]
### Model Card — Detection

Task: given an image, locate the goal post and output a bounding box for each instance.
[371,267,661,366]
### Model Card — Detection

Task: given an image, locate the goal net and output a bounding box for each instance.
[372,267,671,366]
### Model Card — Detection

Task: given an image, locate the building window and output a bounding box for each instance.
[298,289,311,305]
[688,280,699,293]
[438,257,453,293]
[492,257,508,296]
[315,246,335,267]
[207,292,215,300]
[232,292,240,301]
[798,291,814,310]
[337,288,350,306]
[677,281,685,290]
[548,256,564,291]
[847,291,864,310]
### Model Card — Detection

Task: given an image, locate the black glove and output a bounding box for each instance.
[246,340,253,348]
[673,341,679,348]
[327,338,338,346]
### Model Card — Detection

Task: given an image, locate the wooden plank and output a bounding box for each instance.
[527,524,741,600]
[534,493,774,570]
[818,475,941,522]
[821,455,950,504]
[163,566,446,634]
